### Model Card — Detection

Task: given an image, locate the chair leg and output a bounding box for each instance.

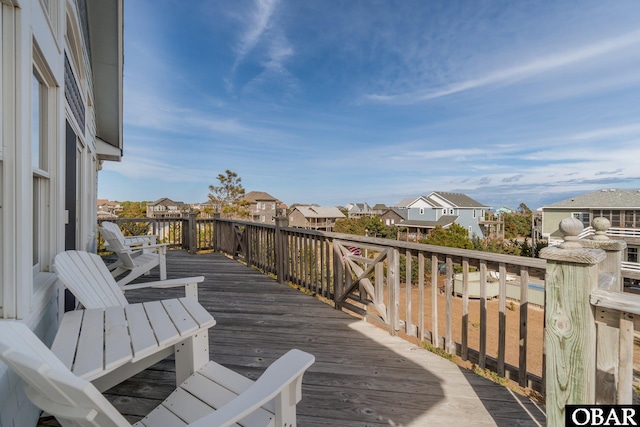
[174,331,209,385]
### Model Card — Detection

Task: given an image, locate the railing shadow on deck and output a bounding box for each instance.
[91,251,546,427]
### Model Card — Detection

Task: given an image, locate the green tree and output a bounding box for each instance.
[333,216,396,239]
[503,209,533,239]
[208,170,250,219]
[118,201,147,219]
[421,223,473,249]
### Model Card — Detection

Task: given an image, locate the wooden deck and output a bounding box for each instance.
[40,250,546,427]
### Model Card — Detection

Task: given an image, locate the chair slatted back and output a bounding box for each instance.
[98,226,137,269]
[53,251,129,309]
[101,222,127,244]
[0,322,130,427]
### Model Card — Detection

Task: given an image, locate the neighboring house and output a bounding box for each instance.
[495,206,514,215]
[346,202,374,219]
[372,203,389,215]
[540,189,640,275]
[0,1,123,424]
[241,191,282,224]
[381,208,408,226]
[396,192,490,241]
[146,197,190,219]
[190,201,218,217]
[289,206,346,231]
[97,199,122,219]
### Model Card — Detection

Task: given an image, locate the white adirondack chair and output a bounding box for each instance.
[53,250,203,307]
[101,221,158,249]
[0,321,315,427]
[99,224,168,286]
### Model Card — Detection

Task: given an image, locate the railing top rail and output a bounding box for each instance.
[591,288,640,316]
[213,218,547,270]
[213,218,276,230]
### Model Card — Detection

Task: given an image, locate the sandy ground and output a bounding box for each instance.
[396,282,545,377]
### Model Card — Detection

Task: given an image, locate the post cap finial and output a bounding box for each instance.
[559,217,583,249]
[591,216,610,241]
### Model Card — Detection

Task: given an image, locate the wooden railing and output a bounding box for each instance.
[104,216,640,426]
[213,217,548,392]
[97,215,216,252]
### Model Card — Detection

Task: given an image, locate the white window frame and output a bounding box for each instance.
[419,208,424,215]
[31,43,58,298]
[572,212,590,228]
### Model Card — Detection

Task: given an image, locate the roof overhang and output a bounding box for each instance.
[88,0,124,162]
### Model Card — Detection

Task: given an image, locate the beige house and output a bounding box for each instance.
[289,206,345,231]
[540,189,640,276]
[146,197,190,219]
[241,191,281,224]
[97,199,121,219]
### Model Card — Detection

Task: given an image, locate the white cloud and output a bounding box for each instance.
[234,0,279,64]
[365,29,640,104]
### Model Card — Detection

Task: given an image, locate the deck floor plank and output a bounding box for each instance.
[40,250,545,427]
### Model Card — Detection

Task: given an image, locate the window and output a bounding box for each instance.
[420,208,424,215]
[628,247,638,264]
[32,70,50,273]
[611,210,621,227]
[442,209,446,215]
[473,210,477,218]
[449,208,454,215]
[572,212,590,228]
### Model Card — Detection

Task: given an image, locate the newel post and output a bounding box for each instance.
[187,212,197,254]
[580,217,626,292]
[580,217,628,404]
[540,218,606,426]
[274,216,289,284]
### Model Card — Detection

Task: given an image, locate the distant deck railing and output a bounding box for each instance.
[101,215,640,425]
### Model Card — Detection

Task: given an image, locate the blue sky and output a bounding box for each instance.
[99,0,640,210]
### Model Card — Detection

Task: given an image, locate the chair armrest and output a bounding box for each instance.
[123,235,158,245]
[115,242,169,254]
[120,276,204,291]
[188,349,315,427]
[131,242,169,250]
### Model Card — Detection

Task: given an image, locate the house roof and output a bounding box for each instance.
[347,202,371,212]
[242,191,278,202]
[394,198,419,208]
[399,215,458,229]
[542,188,640,209]
[149,197,186,207]
[426,192,490,208]
[383,208,409,220]
[372,203,388,211]
[293,206,345,219]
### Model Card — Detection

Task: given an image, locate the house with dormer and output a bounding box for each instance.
[396,192,490,241]
[346,202,374,219]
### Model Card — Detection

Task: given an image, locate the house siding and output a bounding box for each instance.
[0,1,123,424]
